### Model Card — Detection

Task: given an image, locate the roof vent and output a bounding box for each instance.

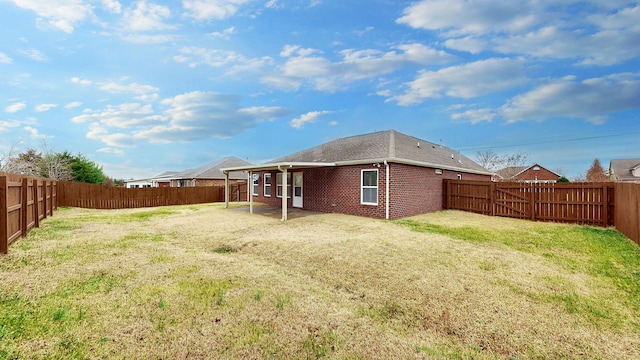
[417,142,420,148]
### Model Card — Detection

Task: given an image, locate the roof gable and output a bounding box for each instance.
[496,164,560,180]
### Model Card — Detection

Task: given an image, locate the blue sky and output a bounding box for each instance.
[1,0,639,180]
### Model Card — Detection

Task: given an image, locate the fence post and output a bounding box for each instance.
[529,184,536,221]
[21,177,28,237]
[602,183,609,227]
[1,176,8,254]
[42,180,48,219]
[33,179,40,228]
[490,181,496,216]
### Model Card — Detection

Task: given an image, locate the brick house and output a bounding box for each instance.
[127,157,251,188]
[221,130,492,220]
[495,164,560,183]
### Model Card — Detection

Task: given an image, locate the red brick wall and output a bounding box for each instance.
[251,163,490,219]
[514,166,559,182]
[388,163,489,219]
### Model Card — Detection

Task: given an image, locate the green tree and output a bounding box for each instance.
[557,176,570,182]
[62,152,105,184]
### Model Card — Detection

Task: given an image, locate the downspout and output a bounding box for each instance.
[384,160,389,220]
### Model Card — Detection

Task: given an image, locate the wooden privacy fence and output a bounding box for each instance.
[1,174,57,254]
[614,182,640,246]
[443,180,614,226]
[443,180,640,246]
[58,181,248,209]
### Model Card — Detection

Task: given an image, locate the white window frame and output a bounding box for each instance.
[264,173,271,197]
[361,169,378,205]
[252,174,259,196]
[276,172,292,198]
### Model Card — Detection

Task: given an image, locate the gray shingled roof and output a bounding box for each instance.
[271,130,490,174]
[609,158,640,181]
[173,156,252,180]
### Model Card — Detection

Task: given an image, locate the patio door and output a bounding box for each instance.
[292,172,303,208]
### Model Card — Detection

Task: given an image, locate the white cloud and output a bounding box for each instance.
[173,47,273,75]
[97,147,125,155]
[265,0,282,9]
[65,101,83,109]
[9,0,94,33]
[389,58,528,105]
[209,26,235,38]
[102,0,122,13]
[5,102,27,113]
[35,103,58,112]
[0,52,12,64]
[265,43,454,91]
[87,123,136,147]
[122,1,174,32]
[451,108,496,124]
[501,73,640,124]
[120,34,177,44]
[71,103,165,128]
[290,111,332,129]
[20,49,47,61]
[77,91,293,147]
[24,126,51,139]
[182,0,250,20]
[70,77,93,85]
[138,91,293,142]
[397,1,640,65]
[98,80,159,101]
[443,37,487,54]
[397,0,537,36]
[0,120,21,132]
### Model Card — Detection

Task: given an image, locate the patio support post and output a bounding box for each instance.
[224,171,229,209]
[280,166,288,221]
[249,170,253,214]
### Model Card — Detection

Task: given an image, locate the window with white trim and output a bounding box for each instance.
[252,174,259,196]
[276,172,292,198]
[361,169,378,205]
[264,173,271,197]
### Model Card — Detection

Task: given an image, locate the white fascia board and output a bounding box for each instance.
[221,162,336,173]
[336,158,494,176]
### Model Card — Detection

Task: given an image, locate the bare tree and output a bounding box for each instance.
[38,140,72,180]
[477,150,529,179]
[475,149,500,171]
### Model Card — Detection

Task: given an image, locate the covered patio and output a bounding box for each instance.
[221,162,335,221]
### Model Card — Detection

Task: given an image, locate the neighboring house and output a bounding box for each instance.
[164,156,252,187]
[124,179,153,188]
[221,130,492,220]
[125,157,251,188]
[609,159,640,183]
[495,164,560,183]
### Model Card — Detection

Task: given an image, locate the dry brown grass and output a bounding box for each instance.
[1,204,639,359]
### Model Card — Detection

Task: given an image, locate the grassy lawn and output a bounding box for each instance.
[1,204,639,359]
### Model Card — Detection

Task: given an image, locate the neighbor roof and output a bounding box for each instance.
[609,158,640,181]
[496,164,560,179]
[223,130,492,175]
[172,156,252,180]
